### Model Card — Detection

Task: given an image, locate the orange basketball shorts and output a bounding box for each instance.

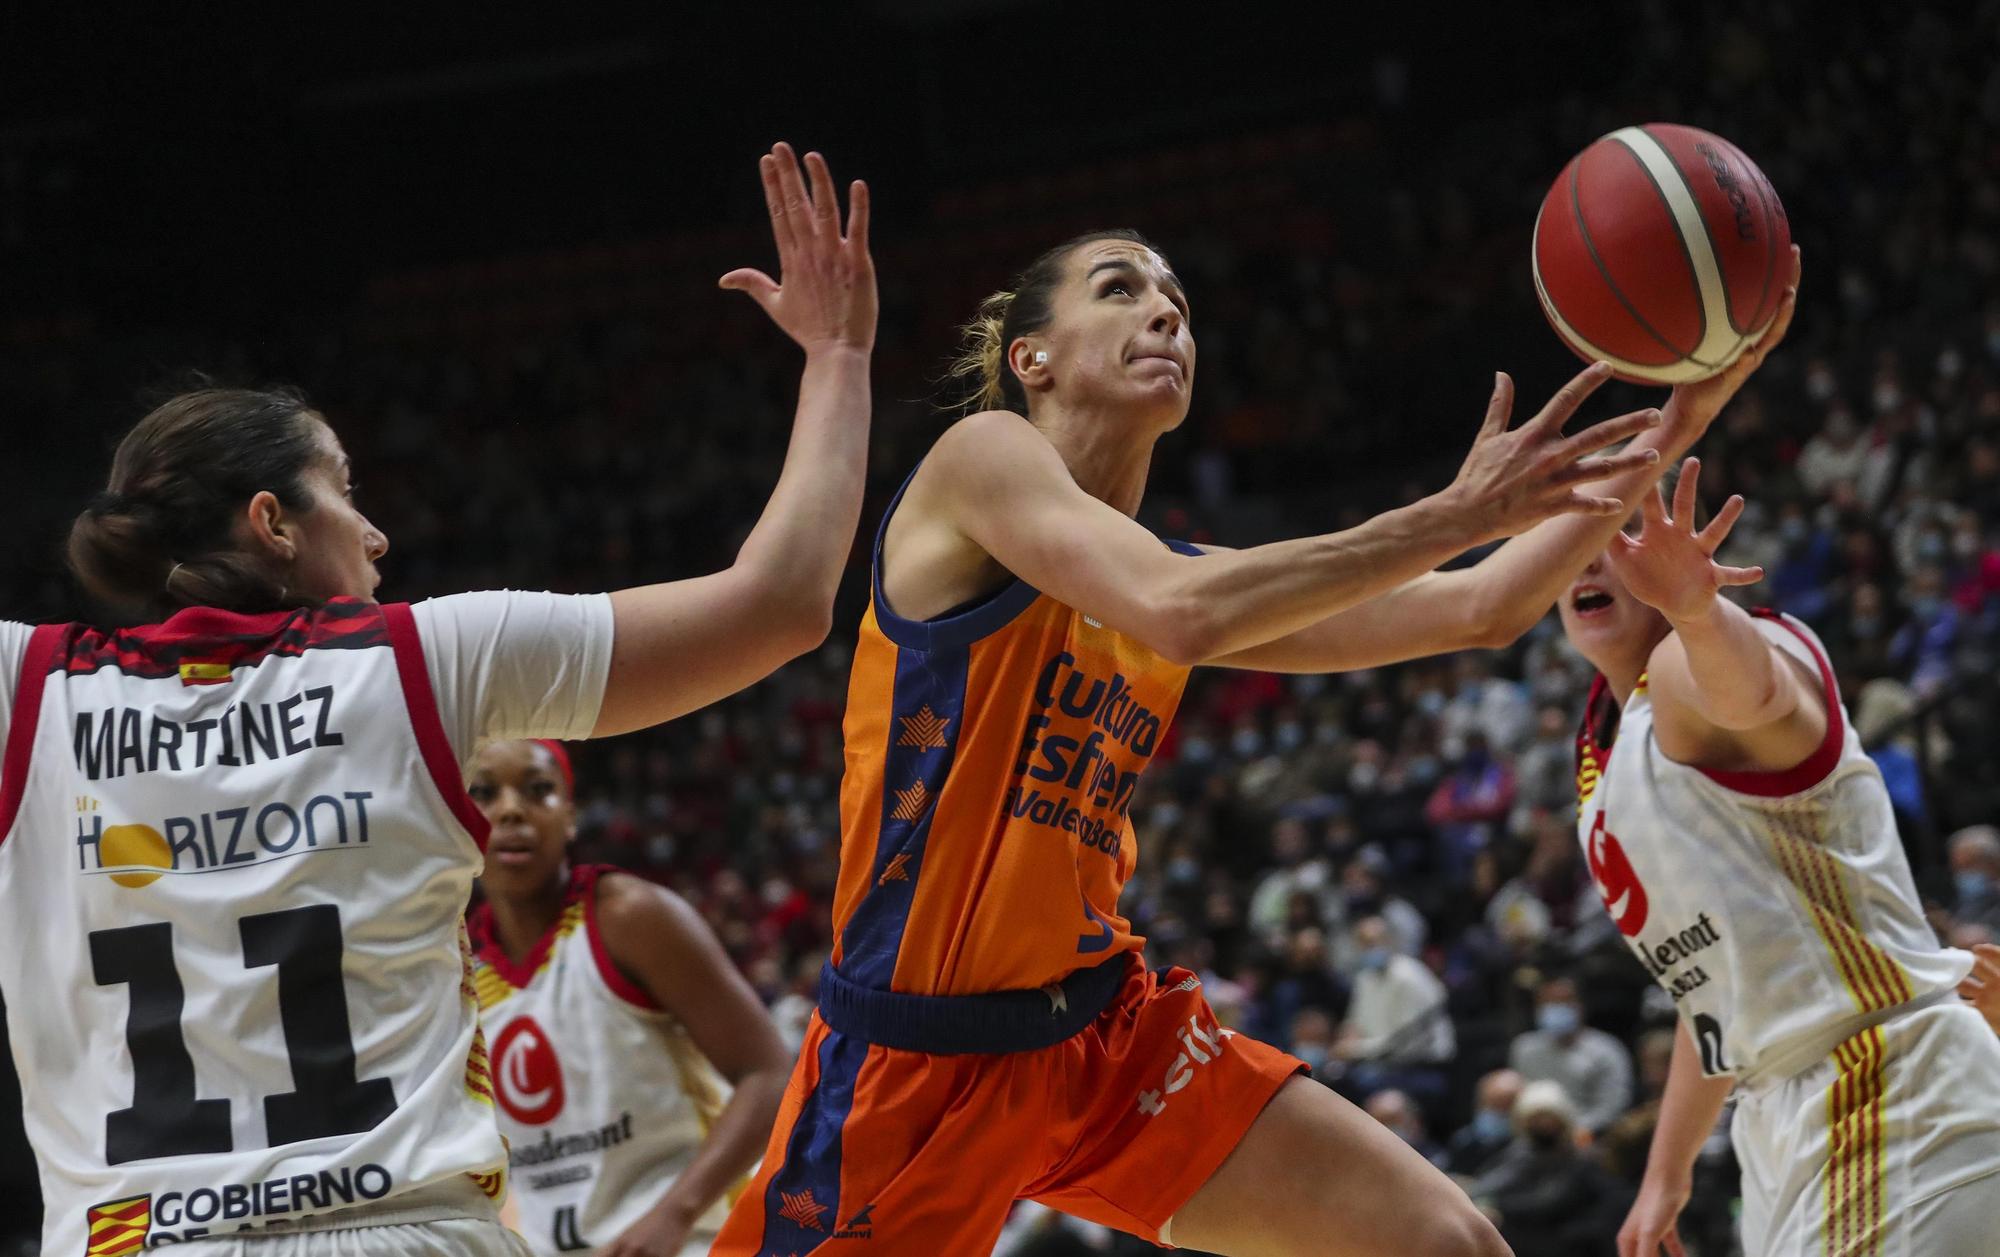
[711,957,1302,1255]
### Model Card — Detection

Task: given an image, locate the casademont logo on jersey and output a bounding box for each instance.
[1008,652,1166,862]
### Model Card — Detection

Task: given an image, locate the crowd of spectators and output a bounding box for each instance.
[3,3,1998,1254]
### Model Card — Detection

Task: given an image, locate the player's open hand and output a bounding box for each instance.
[720,142,877,355]
[1605,458,1762,624]
[1662,245,1802,439]
[1445,361,1664,544]
[1618,1172,1692,1257]
[1958,942,2000,1037]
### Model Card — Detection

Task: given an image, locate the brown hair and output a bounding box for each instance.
[942,228,1162,414]
[67,386,326,622]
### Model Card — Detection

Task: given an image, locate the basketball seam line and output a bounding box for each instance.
[1652,124,1753,343]
[1571,146,1697,365]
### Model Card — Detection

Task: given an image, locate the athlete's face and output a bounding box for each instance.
[282,420,390,604]
[1025,240,1194,426]
[469,741,575,895]
[1556,549,1670,682]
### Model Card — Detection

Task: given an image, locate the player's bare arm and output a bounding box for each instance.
[1212,249,1800,674]
[593,873,792,1256]
[1610,459,1828,771]
[597,142,876,736]
[911,371,1661,666]
[1619,1020,1734,1257]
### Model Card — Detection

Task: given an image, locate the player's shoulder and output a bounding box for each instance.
[591,868,706,948]
[926,409,1062,480]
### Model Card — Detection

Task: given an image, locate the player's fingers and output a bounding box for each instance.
[1564,491,1627,517]
[1746,245,1803,361]
[1662,1226,1689,1257]
[1477,371,1515,440]
[804,150,840,244]
[717,268,780,303]
[845,179,871,253]
[770,142,812,256]
[1672,457,1701,526]
[1716,563,1765,587]
[1556,407,1664,462]
[1639,478,1670,527]
[1530,360,1615,434]
[1548,446,1661,487]
[1698,494,1746,552]
[757,152,797,261]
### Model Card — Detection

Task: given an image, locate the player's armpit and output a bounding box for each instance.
[1645,621,1827,773]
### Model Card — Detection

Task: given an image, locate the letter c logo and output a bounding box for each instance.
[493,1016,566,1125]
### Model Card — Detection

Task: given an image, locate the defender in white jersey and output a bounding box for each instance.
[1561,460,2000,1256]
[0,141,877,1256]
[467,740,787,1256]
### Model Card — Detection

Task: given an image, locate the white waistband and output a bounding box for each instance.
[1736,988,1957,1094]
[235,1174,501,1235]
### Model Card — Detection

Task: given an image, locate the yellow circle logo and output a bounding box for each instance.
[101,824,171,888]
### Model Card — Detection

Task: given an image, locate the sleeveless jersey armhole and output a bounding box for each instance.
[1693,610,1845,798]
[383,602,493,849]
[0,624,64,846]
[582,866,664,1011]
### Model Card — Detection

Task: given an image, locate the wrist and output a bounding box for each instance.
[1415,487,1494,552]
[802,342,872,365]
[1663,594,1725,632]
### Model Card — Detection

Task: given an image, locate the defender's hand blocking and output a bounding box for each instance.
[720,142,877,354]
[1446,361,1664,544]
[1605,458,1762,624]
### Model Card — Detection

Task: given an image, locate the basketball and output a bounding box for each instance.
[1532,123,1791,384]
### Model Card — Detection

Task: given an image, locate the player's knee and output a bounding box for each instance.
[1420,1202,1512,1257]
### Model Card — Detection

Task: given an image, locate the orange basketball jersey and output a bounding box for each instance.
[830,475,1197,997]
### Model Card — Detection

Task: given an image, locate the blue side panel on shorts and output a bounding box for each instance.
[758,1028,870,1256]
[836,643,968,989]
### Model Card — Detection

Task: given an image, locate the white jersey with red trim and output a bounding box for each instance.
[471,865,732,1256]
[1575,611,1972,1085]
[0,600,511,1256]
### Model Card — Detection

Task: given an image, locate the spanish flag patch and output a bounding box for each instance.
[177,661,231,687]
[84,1194,151,1256]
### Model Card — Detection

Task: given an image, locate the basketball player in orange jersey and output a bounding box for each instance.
[1562,456,2000,1257]
[0,143,873,1257]
[468,739,788,1257]
[712,232,1797,1257]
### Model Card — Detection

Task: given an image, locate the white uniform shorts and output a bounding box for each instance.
[170,1176,534,1257]
[1732,1001,2000,1256]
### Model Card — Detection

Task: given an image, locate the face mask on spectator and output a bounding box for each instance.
[1231,728,1264,758]
[1168,856,1201,885]
[1526,1125,1566,1152]
[1780,517,1809,544]
[1293,1043,1330,1073]
[1851,614,1881,639]
[1348,762,1380,792]
[1416,689,1447,717]
[1938,347,1963,380]
[1274,722,1304,752]
[1909,595,1943,621]
[1536,1003,1582,1037]
[1874,383,1901,413]
[1471,1109,1512,1143]
[1181,736,1215,764]
[1806,365,1837,401]
[1956,870,1994,904]
[1357,946,1392,972]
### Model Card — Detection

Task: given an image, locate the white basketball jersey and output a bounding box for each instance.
[0,601,506,1256]
[1575,611,1971,1085]
[471,865,731,1255]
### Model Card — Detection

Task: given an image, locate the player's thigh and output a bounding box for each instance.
[1169,1076,1510,1257]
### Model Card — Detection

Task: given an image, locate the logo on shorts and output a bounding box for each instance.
[833,1203,877,1240]
[1136,1012,1233,1118]
[83,1195,151,1256]
[778,1189,829,1231]
[493,1015,566,1125]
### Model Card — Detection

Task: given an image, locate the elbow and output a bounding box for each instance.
[1148,595,1222,666]
[1467,591,1541,651]
[740,567,836,661]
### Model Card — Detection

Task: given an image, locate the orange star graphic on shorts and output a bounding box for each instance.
[878,853,912,884]
[778,1189,828,1231]
[890,780,933,822]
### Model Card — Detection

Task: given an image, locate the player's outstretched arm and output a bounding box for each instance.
[1211,249,1800,673]
[1613,459,1828,769]
[594,144,876,737]
[1620,1020,1732,1257]
[927,367,1661,666]
[593,874,793,1256]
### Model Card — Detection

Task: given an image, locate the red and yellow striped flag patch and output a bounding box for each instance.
[177,661,232,686]
[84,1195,151,1256]
[1825,1026,1888,1257]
